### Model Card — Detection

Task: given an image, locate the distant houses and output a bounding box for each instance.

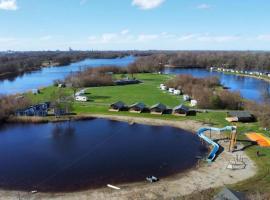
[16,102,50,117]
[211,67,270,79]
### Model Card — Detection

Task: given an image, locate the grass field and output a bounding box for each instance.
[26,73,270,195]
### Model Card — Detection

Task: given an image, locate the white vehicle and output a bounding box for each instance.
[168,88,175,93]
[160,85,167,91]
[173,89,181,95]
[75,95,88,102]
[190,100,198,107]
[183,95,191,101]
[160,84,165,88]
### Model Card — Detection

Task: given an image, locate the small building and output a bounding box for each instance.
[129,102,147,113]
[168,88,175,93]
[183,94,191,101]
[150,103,167,115]
[190,99,198,107]
[173,104,190,116]
[173,89,181,95]
[114,79,140,85]
[109,101,127,112]
[214,187,246,200]
[226,111,254,122]
[75,95,88,102]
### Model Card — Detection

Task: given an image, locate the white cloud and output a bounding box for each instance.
[0,0,18,11]
[132,0,165,10]
[137,34,159,41]
[257,34,270,41]
[121,29,129,35]
[197,35,240,42]
[197,3,211,10]
[178,34,197,41]
[40,35,53,41]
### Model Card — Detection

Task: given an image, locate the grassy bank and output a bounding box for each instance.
[24,73,270,196]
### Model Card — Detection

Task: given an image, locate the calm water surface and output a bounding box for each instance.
[0,119,207,192]
[165,68,270,103]
[0,56,135,95]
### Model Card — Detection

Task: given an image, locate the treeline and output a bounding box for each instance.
[135,51,270,71]
[166,75,243,110]
[0,51,151,79]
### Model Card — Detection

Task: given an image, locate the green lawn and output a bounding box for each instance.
[25,73,270,195]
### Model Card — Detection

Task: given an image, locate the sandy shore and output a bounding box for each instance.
[0,116,257,200]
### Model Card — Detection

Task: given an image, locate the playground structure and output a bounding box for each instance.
[197,126,237,162]
[246,132,270,147]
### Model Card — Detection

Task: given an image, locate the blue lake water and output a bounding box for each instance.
[0,119,206,192]
[0,55,269,103]
[165,68,270,103]
[0,56,135,95]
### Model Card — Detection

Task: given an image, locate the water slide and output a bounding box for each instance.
[197,126,236,162]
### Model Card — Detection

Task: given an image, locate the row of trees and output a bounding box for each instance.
[134,51,270,71]
[0,51,150,79]
[166,75,243,110]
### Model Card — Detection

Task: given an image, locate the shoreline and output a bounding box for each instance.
[6,114,205,133]
[0,114,257,199]
[212,69,270,83]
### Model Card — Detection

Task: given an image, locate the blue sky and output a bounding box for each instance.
[0,0,270,50]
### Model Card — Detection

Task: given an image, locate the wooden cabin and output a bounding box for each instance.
[173,104,190,116]
[150,103,167,115]
[226,111,254,122]
[129,102,147,113]
[109,101,126,112]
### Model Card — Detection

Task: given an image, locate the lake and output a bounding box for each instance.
[165,68,270,103]
[0,119,207,192]
[0,55,269,103]
[0,56,135,95]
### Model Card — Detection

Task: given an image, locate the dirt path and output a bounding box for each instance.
[0,116,257,200]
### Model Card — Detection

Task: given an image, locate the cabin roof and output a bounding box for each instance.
[150,103,167,110]
[130,102,146,109]
[228,111,252,119]
[173,104,189,112]
[110,101,126,108]
[214,187,246,200]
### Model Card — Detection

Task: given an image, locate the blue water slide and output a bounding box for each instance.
[197,126,236,162]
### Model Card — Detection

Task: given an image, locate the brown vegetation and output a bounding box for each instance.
[65,67,115,88]
[166,75,243,109]
[0,95,32,122]
[245,101,270,128]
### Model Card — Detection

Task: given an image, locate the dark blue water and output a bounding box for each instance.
[0,56,135,95]
[165,68,270,103]
[0,119,206,192]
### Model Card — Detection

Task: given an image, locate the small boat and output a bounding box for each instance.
[146,176,159,183]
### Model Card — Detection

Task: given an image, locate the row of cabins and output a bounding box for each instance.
[109,101,194,116]
[160,84,198,107]
[211,67,270,78]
